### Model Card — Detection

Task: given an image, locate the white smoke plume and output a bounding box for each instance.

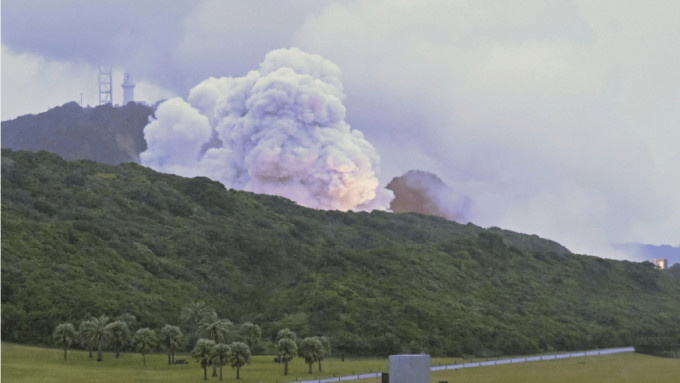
[387,170,471,223]
[141,48,393,211]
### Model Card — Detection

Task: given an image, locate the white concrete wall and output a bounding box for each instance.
[389,354,431,383]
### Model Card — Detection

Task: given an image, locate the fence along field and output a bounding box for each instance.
[291,347,635,383]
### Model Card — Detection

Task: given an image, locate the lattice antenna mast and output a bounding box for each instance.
[98,66,113,105]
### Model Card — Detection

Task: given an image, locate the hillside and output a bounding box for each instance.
[1,102,154,164]
[2,149,679,357]
[614,243,680,267]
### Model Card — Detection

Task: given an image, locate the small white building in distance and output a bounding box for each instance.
[121,72,136,105]
[653,258,668,270]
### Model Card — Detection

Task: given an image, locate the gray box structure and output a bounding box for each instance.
[389,354,431,383]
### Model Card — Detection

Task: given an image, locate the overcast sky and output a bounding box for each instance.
[2,0,678,259]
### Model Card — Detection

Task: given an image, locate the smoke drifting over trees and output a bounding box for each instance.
[387,170,471,222]
[141,48,392,211]
[3,0,680,258]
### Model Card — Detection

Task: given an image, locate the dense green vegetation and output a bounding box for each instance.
[2,149,680,357]
[1,102,154,164]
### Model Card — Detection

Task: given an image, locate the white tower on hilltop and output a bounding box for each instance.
[121,72,136,105]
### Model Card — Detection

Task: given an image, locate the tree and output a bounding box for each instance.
[333,331,362,361]
[192,338,216,381]
[180,301,217,333]
[160,325,184,365]
[78,319,96,359]
[197,318,233,376]
[276,328,296,342]
[132,328,157,366]
[317,336,331,372]
[115,313,137,354]
[239,322,261,353]
[79,315,112,362]
[52,323,77,361]
[229,342,251,380]
[116,313,138,332]
[275,337,298,375]
[212,343,232,381]
[104,320,131,358]
[197,318,233,344]
[299,337,323,374]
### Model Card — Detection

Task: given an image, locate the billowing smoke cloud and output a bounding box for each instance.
[5,1,680,259]
[386,170,471,223]
[141,48,393,211]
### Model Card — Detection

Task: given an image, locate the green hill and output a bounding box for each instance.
[1,102,154,164]
[2,149,679,357]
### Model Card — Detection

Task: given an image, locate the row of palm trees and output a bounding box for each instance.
[191,338,251,380]
[52,302,330,380]
[52,314,183,366]
[52,312,257,381]
[187,328,332,380]
[274,329,331,376]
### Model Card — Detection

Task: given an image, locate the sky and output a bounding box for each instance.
[2,0,678,260]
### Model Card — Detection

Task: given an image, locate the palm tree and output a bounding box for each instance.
[299,337,323,374]
[212,343,231,381]
[198,318,233,376]
[132,328,158,366]
[228,342,251,380]
[78,319,96,359]
[105,320,131,358]
[191,338,216,380]
[275,337,297,375]
[276,328,296,342]
[317,336,331,372]
[115,313,137,355]
[239,322,261,353]
[180,301,216,333]
[160,324,184,365]
[79,315,112,362]
[52,323,77,361]
[197,318,232,344]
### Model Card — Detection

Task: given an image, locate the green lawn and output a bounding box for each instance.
[1,342,387,383]
[2,343,678,383]
[429,353,680,383]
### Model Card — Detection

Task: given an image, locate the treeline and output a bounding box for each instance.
[1,102,153,164]
[52,301,330,380]
[3,149,680,358]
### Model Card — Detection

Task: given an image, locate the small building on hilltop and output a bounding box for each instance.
[653,258,668,270]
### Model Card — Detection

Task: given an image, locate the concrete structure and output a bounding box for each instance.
[389,354,430,383]
[121,72,136,105]
[653,258,668,270]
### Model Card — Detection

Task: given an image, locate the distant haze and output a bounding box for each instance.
[2,0,679,260]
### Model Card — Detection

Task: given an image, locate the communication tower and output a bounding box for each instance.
[121,72,136,105]
[98,66,113,105]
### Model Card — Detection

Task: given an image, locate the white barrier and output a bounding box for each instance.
[288,347,635,383]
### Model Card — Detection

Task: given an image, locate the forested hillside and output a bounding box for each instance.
[2,149,679,357]
[1,102,153,164]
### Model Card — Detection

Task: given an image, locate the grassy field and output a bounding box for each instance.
[1,342,387,383]
[430,353,680,383]
[2,343,678,383]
